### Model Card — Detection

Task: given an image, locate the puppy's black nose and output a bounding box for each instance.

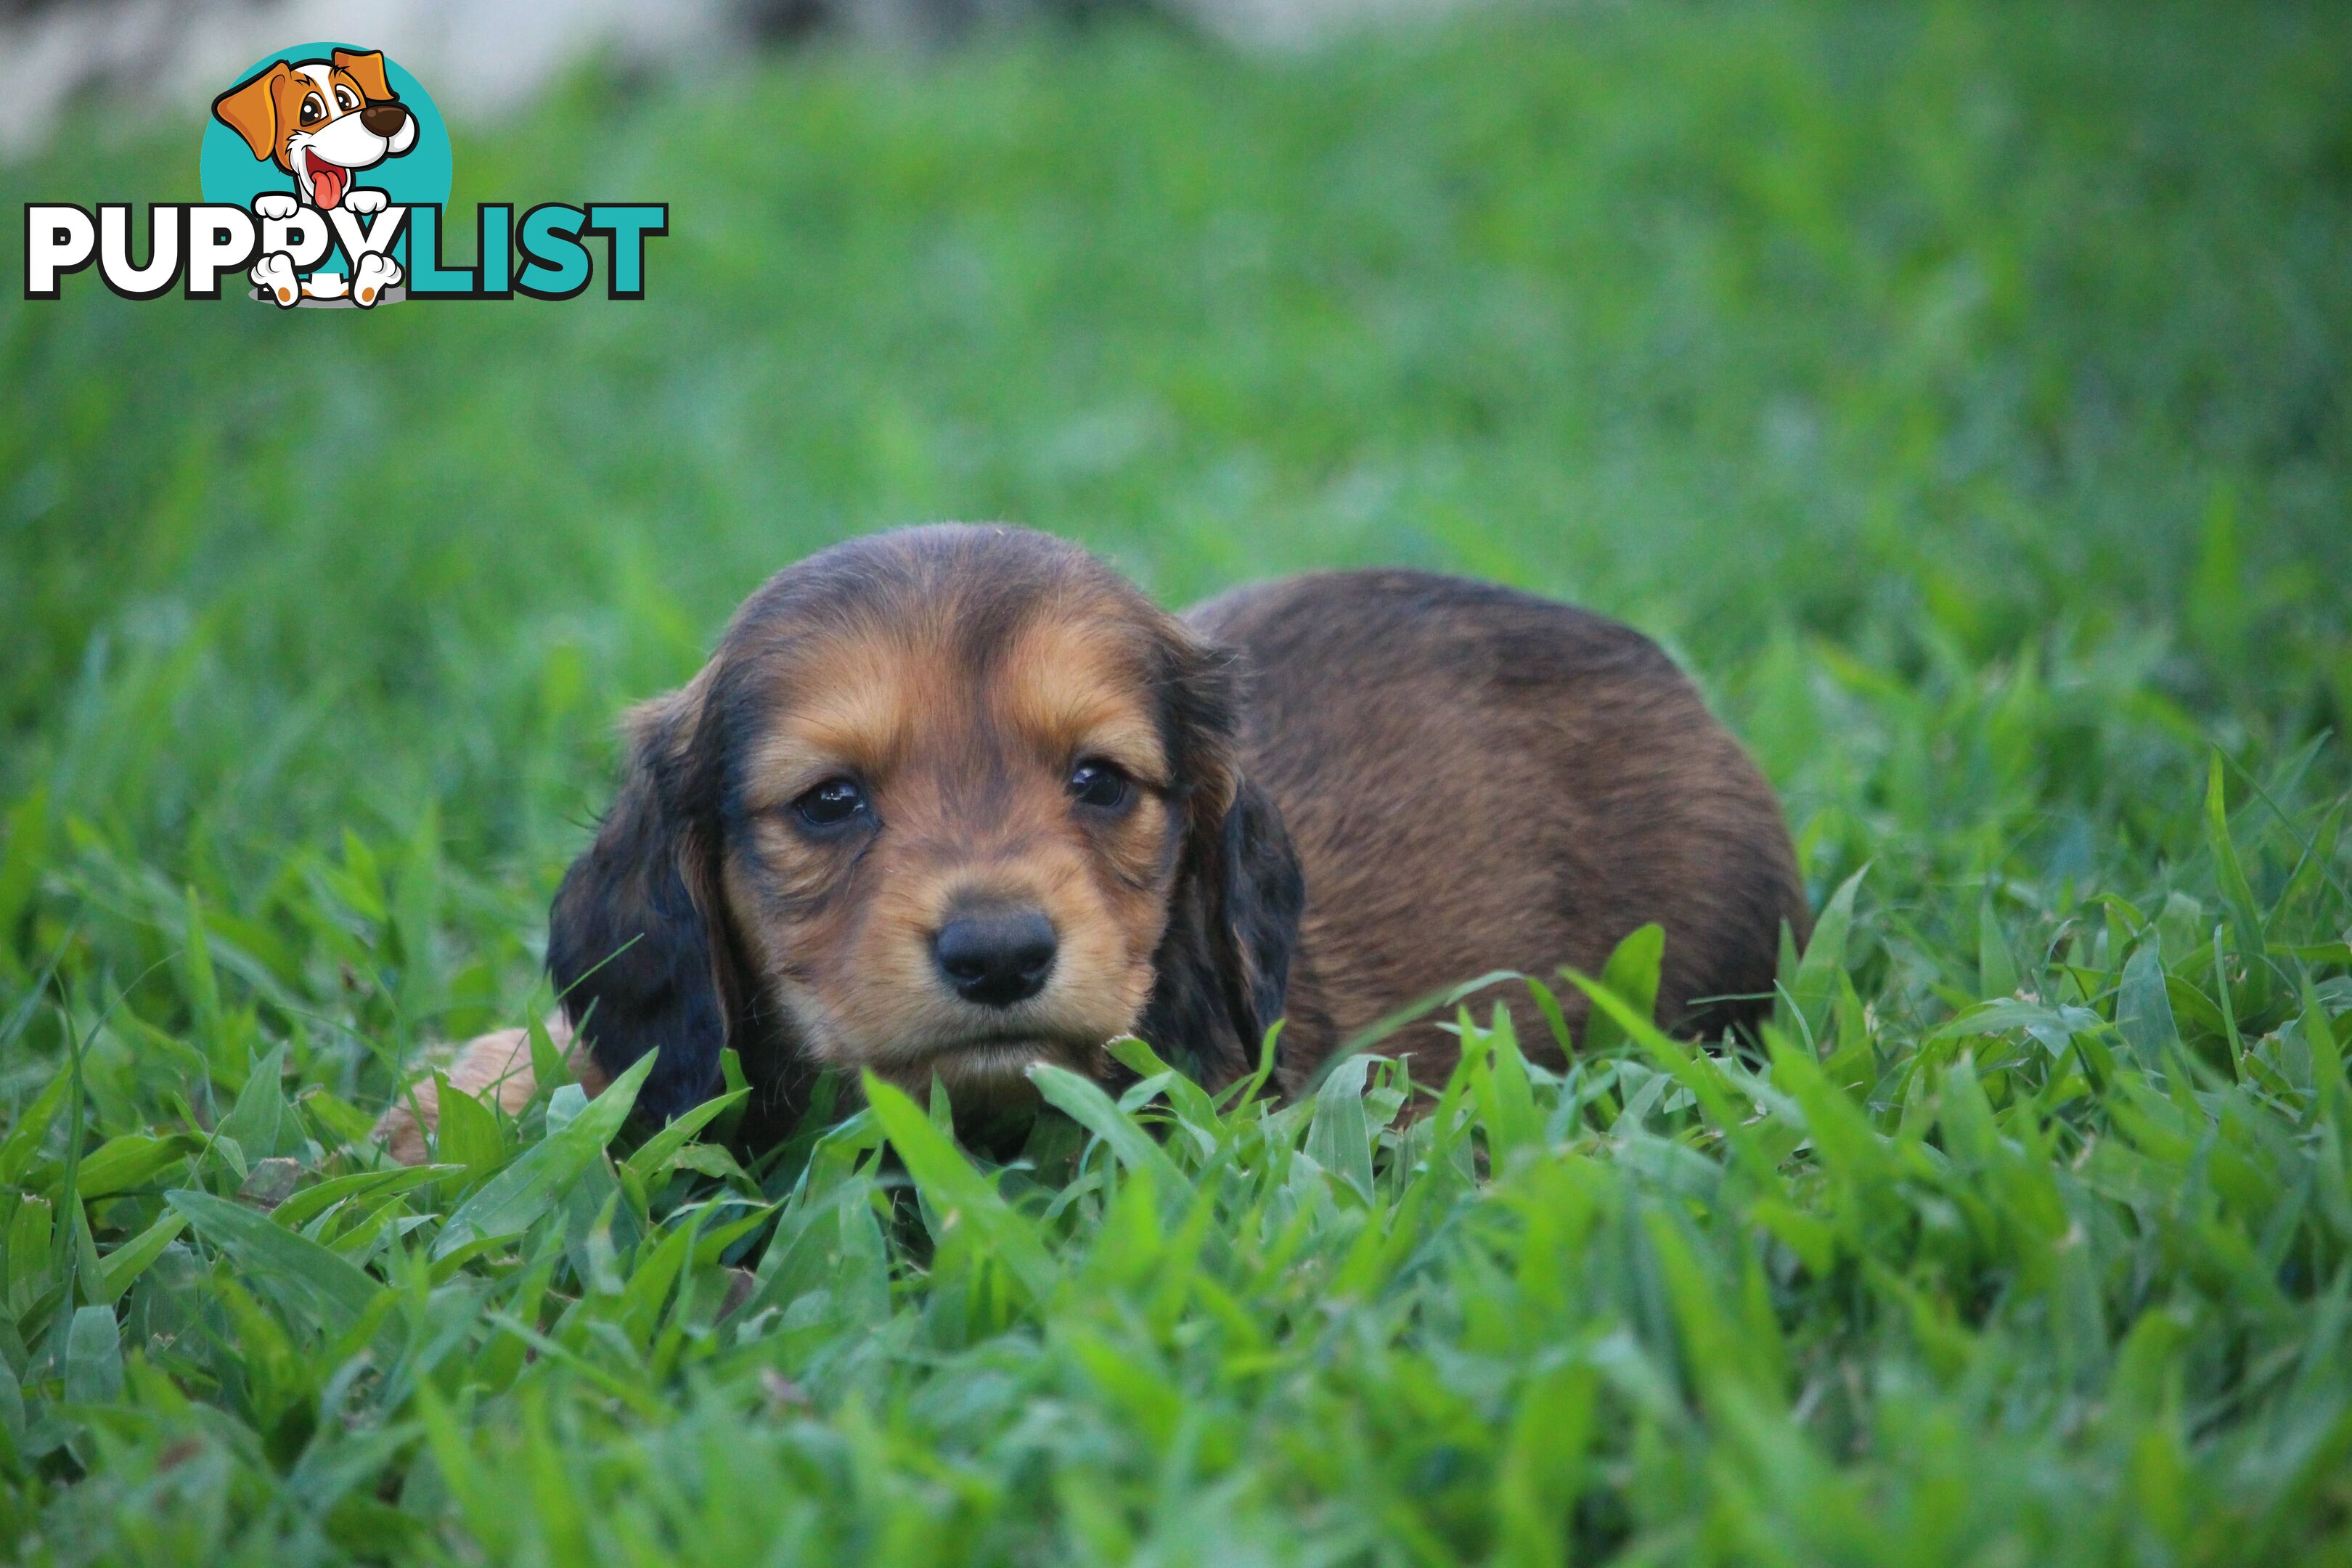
[360,102,411,138]
[932,907,1056,1008]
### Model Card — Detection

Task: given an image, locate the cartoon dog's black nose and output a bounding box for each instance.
[360,102,411,139]
[933,906,1057,1008]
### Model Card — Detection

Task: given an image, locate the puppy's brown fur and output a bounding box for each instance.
[383,526,1804,1158]
[1192,570,1807,1090]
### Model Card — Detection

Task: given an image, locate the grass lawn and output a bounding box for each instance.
[4,0,2352,1559]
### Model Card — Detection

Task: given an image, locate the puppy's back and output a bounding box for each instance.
[1185,570,1805,1089]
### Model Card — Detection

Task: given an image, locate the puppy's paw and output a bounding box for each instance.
[345,187,389,216]
[250,251,299,308]
[354,253,402,307]
[374,1016,589,1166]
[253,192,300,221]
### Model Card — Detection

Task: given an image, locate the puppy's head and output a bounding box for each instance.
[549,526,1303,1127]
[211,49,417,211]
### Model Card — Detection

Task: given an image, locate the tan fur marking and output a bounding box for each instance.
[995,613,1170,785]
[374,1015,608,1166]
[735,624,931,812]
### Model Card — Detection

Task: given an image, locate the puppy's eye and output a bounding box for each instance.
[1068,759,1130,812]
[299,94,324,126]
[791,777,870,830]
[335,86,359,111]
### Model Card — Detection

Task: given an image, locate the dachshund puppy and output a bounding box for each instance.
[380,525,1805,1158]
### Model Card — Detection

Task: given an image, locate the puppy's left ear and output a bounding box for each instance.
[547,676,742,1126]
[1202,772,1305,1053]
[1139,638,1305,1084]
[212,61,288,161]
[332,49,395,102]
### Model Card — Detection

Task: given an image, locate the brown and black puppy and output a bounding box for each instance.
[380,524,1805,1159]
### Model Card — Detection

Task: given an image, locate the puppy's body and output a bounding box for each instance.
[1191,572,1804,1089]
[379,528,1805,1161]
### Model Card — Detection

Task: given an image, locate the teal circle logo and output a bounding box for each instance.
[198,42,452,305]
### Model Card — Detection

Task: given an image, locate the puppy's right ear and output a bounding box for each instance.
[330,49,395,103]
[547,676,735,1126]
[1136,629,1305,1087]
[212,62,289,162]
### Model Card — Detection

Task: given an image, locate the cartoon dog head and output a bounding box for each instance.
[211,49,417,212]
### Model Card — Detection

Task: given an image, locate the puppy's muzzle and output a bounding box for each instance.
[932,905,1058,1008]
[360,102,412,140]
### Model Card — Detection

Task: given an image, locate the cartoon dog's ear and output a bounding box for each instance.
[212,62,289,162]
[331,49,395,103]
[547,675,739,1126]
[1138,636,1305,1086]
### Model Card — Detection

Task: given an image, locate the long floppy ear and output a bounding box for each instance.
[1138,640,1305,1085]
[1203,772,1304,1052]
[331,49,395,102]
[547,678,738,1125]
[212,62,289,162]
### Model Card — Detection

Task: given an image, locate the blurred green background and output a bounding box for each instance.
[8,0,2347,908]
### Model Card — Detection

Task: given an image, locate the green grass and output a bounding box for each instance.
[4,0,2352,1560]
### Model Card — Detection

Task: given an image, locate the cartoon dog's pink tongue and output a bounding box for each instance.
[304,150,348,210]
